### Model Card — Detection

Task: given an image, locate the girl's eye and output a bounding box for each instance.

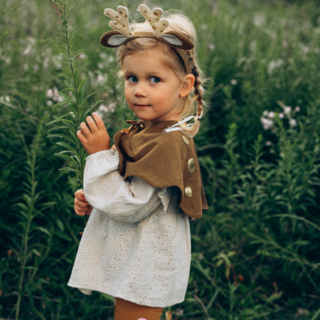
[150,76,160,84]
[128,75,138,82]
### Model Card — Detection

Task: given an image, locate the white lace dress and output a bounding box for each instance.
[68,149,191,308]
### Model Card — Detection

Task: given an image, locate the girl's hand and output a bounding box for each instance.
[74,189,93,216]
[77,113,110,155]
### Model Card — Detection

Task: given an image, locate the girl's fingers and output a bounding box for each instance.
[76,129,87,143]
[75,204,92,216]
[92,113,107,131]
[74,189,91,216]
[86,116,98,133]
[75,204,87,212]
[74,189,83,197]
[79,121,91,137]
[75,207,87,216]
[74,189,87,201]
[75,198,89,208]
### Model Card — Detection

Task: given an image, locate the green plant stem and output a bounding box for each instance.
[62,3,84,184]
[15,131,39,320]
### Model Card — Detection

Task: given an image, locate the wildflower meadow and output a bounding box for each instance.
[1,0,320,319]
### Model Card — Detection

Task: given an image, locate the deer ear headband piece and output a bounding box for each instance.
[100,4,203,129]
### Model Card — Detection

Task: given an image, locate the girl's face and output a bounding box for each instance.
[122,47,186,126]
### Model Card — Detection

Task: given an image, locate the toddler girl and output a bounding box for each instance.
[68,5,208,320]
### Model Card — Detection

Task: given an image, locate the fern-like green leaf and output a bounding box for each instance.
[47,134,79,146]
[59,167,79,173]
[54,152,81,168]
[79,92,96,108]
[48,126,68,133]
[46,114,73,126]
[59,118,77,131]
[77,78,88,96]
[68,129,80,145]
[80,106,94,119]
[56,141,77,154]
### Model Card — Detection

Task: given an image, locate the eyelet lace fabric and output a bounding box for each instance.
[68,150,191,308]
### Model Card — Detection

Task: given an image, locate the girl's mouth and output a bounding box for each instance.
[135,104,150,108]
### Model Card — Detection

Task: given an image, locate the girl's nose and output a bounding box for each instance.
[134,82,147,97]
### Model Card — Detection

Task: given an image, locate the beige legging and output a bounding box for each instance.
[114,298,164,320]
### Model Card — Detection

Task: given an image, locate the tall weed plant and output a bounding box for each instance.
[1,0,320,319]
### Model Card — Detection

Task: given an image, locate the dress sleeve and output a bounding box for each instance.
[83,149,168,223]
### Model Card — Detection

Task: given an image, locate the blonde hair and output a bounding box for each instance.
[117,13,206,138]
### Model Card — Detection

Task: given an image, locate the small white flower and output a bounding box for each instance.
[99,53,108,59]
[300,44,310,54]
[263,110,268,117]
[79,53,87,59]
[208,44,215,51]
[46,100,53,107]
[98,104,109,113]
[108,56,114,63]
[96,74,107,85]
[284,106,291,114]
[33,65,39,71]
[27,36,36,45]
[46,89,53,98]
[289,119,297,128]
[98,62,104,70]
[230,79,238,85]
[47,86,63,102]
[249,41,257,52]
[253,13,265,27]
[22,44,32,55]
[265,141,272,146]
[108,102,117,113]
[200,24,208,31]
[5,96,10,102]
[260,117,273,130]
[268,111,275,118]
[267,59,283,75]
[295,106,300,112]
[279,113,284,119]
[43,57,50,69]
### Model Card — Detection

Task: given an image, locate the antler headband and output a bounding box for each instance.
[100,5,194,74]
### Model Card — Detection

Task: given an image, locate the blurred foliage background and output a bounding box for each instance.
[1,0,320,319]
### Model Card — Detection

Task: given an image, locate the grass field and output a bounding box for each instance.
[1,0,320,319]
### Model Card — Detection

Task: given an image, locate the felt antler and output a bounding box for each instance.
[100,4,194,55]
[138,4,169,37]
[104,6,133,37]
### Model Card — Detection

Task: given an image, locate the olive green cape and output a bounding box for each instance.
[114,120,208,219]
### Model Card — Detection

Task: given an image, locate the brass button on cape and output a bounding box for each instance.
[188,158,195,173]
[182,136,189,145]
[185,186,192,197]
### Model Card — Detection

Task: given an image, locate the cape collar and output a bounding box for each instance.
[126,119,179,135]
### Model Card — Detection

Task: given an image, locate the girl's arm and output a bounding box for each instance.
[76,113,167,223]
[83,149,166,223]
